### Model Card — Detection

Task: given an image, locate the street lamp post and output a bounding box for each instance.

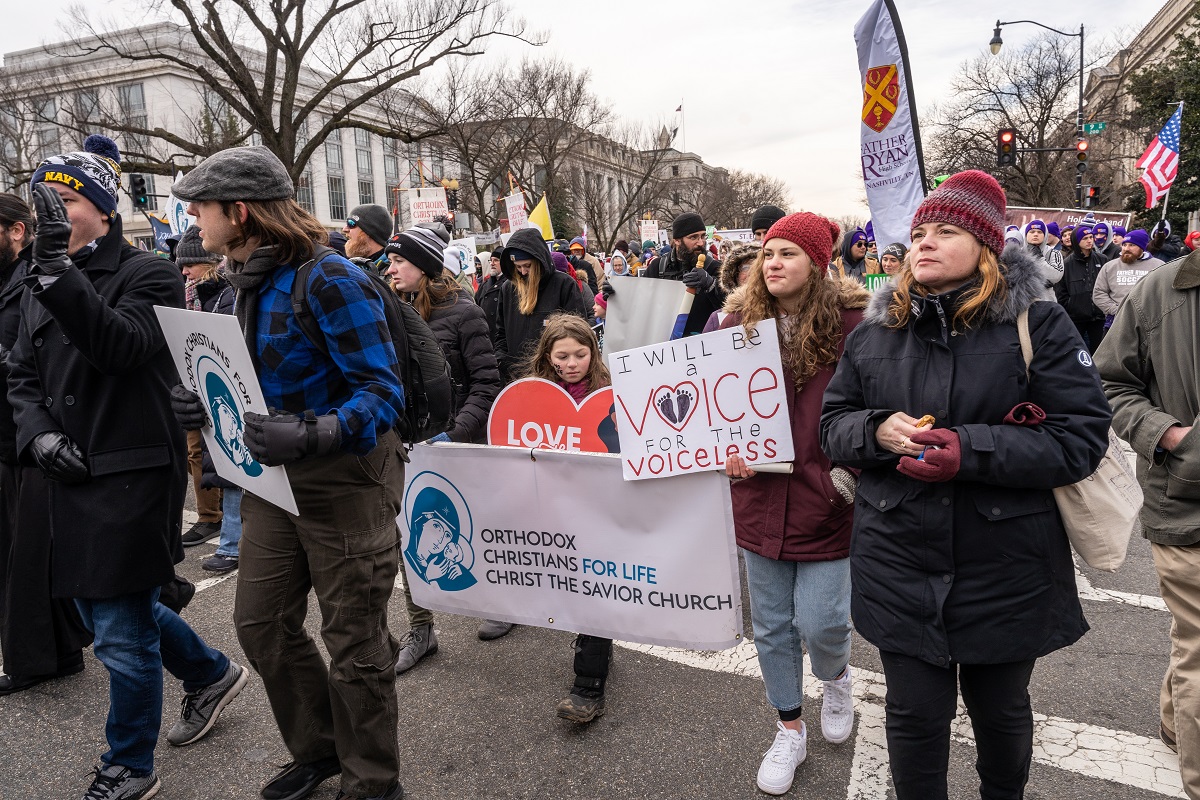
[990,19,1086,208]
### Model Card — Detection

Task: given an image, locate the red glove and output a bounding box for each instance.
[897,428,961,482]
[1003,402,1046,427]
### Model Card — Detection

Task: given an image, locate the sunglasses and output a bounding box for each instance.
[345,218,359,228]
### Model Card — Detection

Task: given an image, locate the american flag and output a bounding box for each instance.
[1137,106,1183,209]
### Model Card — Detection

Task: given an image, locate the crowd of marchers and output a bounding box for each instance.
[0,133,1197,800]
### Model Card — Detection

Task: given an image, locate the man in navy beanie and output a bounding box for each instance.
[639,211,724,336]
[12,135,246,800]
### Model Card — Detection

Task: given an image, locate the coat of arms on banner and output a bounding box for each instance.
[862,64,900,132]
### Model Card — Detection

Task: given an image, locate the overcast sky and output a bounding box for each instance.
[0,0,1159,217]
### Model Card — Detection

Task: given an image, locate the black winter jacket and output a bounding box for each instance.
[475,273,507,341]
[8,217,188,599]
[0,249,31,465]
[495,228,588,381]
[1055,248,1106,321]
[820,244,1111,667]
[428,289,501,443]
[639,249,724,337]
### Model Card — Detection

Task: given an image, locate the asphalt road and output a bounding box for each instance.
[0,491,1181,800]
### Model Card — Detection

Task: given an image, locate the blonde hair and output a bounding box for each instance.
[513,258,542,315]
[726,249,846,389]
[519,314,611,391]
[885,248,1005,330]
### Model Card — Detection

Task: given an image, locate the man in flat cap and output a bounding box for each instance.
[169,146,406,800]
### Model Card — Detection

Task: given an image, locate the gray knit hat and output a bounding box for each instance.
[346,204,393,245]
[171,146,294,202]
[175,225,222,266]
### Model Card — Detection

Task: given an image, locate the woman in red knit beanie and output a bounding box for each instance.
[721,212,869,795]
[821,170,1112,799]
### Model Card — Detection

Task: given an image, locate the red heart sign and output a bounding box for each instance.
[487,378,618,454]
[652,382,699,431]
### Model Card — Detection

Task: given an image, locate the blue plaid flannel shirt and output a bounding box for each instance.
[254,254,404,455]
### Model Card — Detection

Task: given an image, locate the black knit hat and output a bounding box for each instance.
[671,212,705,239]
[751,205,787,233]
[491,248,503,260]
[175,226,222,266]
[384,225,447,279]
[346,204,393,245]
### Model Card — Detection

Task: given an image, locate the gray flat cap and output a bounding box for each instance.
[172,146,295,202]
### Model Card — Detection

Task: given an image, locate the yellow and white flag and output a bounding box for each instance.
[528,193,555,241]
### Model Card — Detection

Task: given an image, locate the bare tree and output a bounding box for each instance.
[571,122,673,250]
[661,169,791,229]
[924,33,1115,207]
[28,0,535,180]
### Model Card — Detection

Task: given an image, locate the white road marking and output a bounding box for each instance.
[194,572,238,593]
[615,641,1184,798]
[1076,567,1168,612]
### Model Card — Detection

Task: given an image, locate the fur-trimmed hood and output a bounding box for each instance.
[863,241,1044,326]
[718,243,762,293]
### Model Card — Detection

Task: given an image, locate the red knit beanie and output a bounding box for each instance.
[910,170,1006,255]
[762,212,841,274]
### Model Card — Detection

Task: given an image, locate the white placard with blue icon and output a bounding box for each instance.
[154,306,299,515]
[400,444,742,650]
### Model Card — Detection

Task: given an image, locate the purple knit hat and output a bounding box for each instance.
[551,251,573,274]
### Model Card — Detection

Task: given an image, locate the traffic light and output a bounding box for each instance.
[1084,186,1098,208]
[996,129,1017,167]
[129,174,149,209]
[1075,139,1089,174]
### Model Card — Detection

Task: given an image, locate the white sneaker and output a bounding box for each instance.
[821,666,854,744]
[756,720,807,795]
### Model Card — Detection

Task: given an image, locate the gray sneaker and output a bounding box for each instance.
[82,765,161,800]
[477,619,515,640]
[394,623,438,675]
[167,662,248,746]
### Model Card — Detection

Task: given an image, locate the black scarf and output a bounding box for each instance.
[227,246,281,353]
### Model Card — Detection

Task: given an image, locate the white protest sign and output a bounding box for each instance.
[166,172,194,235]
[638,219,659,245]
[400,444,742,650]
[154,307,299,515]
[408,187,449,225]
[446,237,477,275]
[609,319,794,481]
[712,228,753,243]
[503,193,528,230]
[601,275,688,355]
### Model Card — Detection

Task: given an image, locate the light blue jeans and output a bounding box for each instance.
[741,548,852,714]
[215,488,243,558]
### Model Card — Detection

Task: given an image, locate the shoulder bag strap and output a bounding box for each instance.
[1016,307,1034,380]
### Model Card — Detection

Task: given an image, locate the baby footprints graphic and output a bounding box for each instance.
[652,383,699,431]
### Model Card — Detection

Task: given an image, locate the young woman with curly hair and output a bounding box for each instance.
[721,212,869,795]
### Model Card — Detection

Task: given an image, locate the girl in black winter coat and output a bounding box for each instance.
[493,228,588,383]
[383,226,506,671]
[820,171,1111,800]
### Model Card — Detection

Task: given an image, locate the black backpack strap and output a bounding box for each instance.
[290,244,338,356]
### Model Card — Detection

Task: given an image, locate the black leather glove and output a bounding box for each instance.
[600,281,616,300]
[243,410,342,467]
[170,384,209,430]
[681,268,715,292]
[30,183,74,276]
[29,431,88,484]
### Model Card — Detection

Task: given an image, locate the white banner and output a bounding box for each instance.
[401,444,742,650]
[154,307,299,515]
[601,275,688,355]
[638,219,659,246]
[408,187,449,226]
[166,171,194,235]
[503,193,528,231]
[446,236,477,275]
[609,319,794,481]
[712,228,753,243]
[855,0,925,250]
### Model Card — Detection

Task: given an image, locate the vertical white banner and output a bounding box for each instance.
[638,220,659,246]
[855,0,926,250]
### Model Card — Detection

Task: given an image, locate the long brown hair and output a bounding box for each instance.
[513,258,542,315]
[395,269,462,321]
[884,248,1004,330]
[221,198,329,265]
[518,314,611,391]
[726,250,848,389]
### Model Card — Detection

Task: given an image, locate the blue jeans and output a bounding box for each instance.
[74,588,229,774]
[741,548,852,714]
[216,488,243,557]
